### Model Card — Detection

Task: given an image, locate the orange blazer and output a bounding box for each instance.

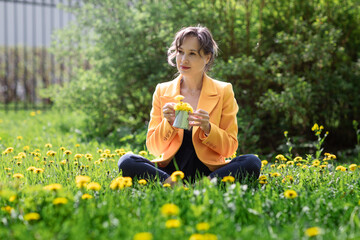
[146,73,239,171]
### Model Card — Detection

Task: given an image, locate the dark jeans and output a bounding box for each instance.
[118,153,261,183]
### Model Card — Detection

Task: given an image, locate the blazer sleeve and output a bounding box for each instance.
[146,84,179,156]
[200,83,238,157]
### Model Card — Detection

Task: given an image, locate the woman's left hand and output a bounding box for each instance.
[188,109,211,135]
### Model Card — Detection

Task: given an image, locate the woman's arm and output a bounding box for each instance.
[146,84,179,156]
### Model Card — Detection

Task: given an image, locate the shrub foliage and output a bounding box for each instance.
[51,0,360,154]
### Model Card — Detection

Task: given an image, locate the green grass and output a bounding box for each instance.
[0,110,360,240]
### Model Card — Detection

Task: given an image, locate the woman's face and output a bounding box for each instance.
[176,36,210,77]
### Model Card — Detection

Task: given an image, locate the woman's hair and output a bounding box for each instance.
[167,25,218,72]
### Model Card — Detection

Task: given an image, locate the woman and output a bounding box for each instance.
[118,26,261,185]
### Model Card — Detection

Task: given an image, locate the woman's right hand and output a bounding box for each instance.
[162,103,176,125]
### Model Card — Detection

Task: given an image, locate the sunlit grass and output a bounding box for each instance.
[0,110,359,240]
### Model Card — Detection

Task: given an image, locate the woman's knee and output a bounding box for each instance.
[233,154,262,177]
[117,153,137,172]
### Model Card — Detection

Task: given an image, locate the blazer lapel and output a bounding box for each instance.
[194,74,220,134]
[197,74,220,115]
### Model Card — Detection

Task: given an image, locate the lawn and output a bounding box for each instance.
[0,110,359,240]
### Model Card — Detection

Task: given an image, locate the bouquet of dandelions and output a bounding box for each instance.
[173,95,193,129]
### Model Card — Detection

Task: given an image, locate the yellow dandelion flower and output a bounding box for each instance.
[133,232,153,240]
[163,183,171,188]
[259,175,267,181]
[165,219,181,229]
[76,175,91,188]
[261,160,268,166]
[189,234,204,240]
[47,150,56,157]
[275,154,287,161]
[196,222,210,231]
[34,168,44,174]
[138,179,147,185]
[27,166,36,172]
[6,147,14,153]
[311,123,319,132]
[53,197,68,205]
[45,143,52,148]
[302,165,308,169]
[110,179,123,190]
[259,180,268,185]
[312,159,320,166]
[75,144,80,148]
[74,154,82,159]
[175,95,185,101]
[97,149,103,153]
[271,172,281,177]
[284,190,298,199]
[4,167,12,171]
[161,203,180,217]
[23,146,30,151]
[60,160,67,165]
[122,177,133,187]
[9,195,16,202]
[87,182,101,191]
[286,161,294,166]
[174,102,193,113]
[81,193,93,200]
[294,156,303,162]
[24,212,40,221]
[305,227,322,237]
[349,164,357,171]
[60,147,66,151]
[30,111,36,116]
[335,166,346,172]
[44,184,62,191]
[202,234,217,240]
[1,206,14,214]
[171,171,185,182]
[319,165,327,169]
[139,150,147,157]
[221,176,235,183]
[270,164,275,168]
[13,173,24,179]
[17,136,23,140]
[64,150,72,155]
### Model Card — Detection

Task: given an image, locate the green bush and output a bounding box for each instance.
[50,0,360,156]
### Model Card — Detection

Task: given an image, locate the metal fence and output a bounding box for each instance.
[0,0,80,111]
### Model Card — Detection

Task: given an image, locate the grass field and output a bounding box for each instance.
[0,110,360,240]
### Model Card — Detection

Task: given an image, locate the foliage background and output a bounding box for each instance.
[49,0,360,158]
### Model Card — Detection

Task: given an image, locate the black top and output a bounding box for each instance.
[163,129,211,181]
